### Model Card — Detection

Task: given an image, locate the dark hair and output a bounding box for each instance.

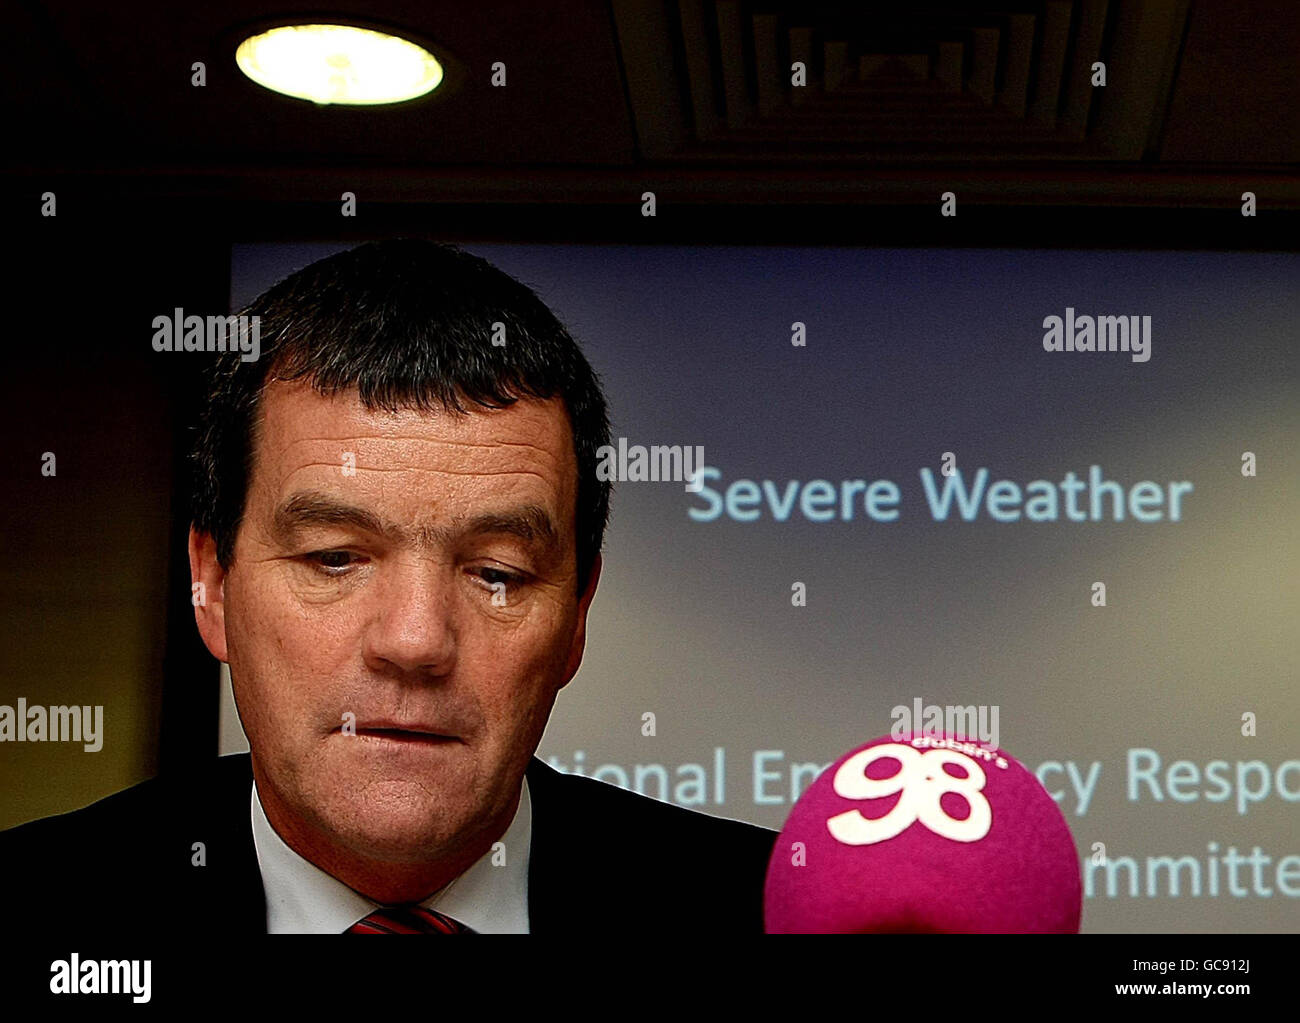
[190,239,611,594]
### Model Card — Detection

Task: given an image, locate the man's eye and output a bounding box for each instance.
[304,551,364,575]
[476,567,525,590]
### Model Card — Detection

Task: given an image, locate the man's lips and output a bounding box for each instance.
[336,722,462,743]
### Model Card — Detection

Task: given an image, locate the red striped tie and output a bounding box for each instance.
[347,905,474,934]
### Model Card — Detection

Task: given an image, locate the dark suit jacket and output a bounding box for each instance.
[0,753,776,933]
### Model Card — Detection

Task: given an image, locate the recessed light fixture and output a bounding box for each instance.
[235,23,444,106]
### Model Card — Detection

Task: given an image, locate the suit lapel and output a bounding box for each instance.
[524,756,583,934]
[191,753,268,933]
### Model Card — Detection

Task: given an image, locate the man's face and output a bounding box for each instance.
[193,379,597,866]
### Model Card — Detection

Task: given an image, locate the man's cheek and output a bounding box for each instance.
[474,640,554,723]
[255,587,358,664]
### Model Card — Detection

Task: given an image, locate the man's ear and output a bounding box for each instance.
[560,553,602,690]
[188,527,230,663]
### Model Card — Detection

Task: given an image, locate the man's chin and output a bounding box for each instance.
[327,809,469,865]
[286,741,513,863]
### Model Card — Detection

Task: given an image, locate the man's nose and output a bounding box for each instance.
[361,558,458,677]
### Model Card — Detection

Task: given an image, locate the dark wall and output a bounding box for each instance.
[0,221,228,828]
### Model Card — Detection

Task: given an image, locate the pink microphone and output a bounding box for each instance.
[764,733,1082,933]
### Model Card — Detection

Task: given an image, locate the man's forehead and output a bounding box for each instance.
[254,378,575,471]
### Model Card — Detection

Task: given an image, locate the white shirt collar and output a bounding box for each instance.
[251,775,531,933]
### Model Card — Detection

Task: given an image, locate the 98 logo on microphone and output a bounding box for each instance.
[826,743,992,845]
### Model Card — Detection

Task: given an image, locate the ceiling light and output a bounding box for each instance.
[235,23,444,106]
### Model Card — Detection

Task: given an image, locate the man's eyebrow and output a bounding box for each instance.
[271,491,562,554]
[457,506,562,554]
[272,492,396,542]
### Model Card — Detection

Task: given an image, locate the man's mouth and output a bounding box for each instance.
[339,723,461,744]
[361,728,456,743]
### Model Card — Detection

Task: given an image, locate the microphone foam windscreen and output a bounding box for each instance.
[764,733,1082,933]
